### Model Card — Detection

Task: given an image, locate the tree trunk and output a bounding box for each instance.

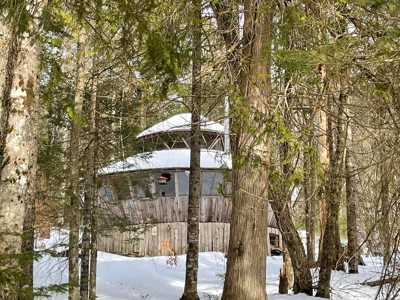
[273,54,313,295]
[221,2,272,299]
[279,242,293,294]
[80,191,91,300]
[345,122,358,274]
[88,46,100,300]
[331,92,346,272]
[19,48,41,300]
[316,89,346,297]
[279,269,289,295]
[379,141,391,263]
[0,20,41,300]
[180,2,201,299]
[0,22,12,102]
[81,27,101,300]
[270,197,313,295]
[304,134,316,267]
[315,199,337,298]
[270,110,313,295]
[316,106,328,261]
[68,28,86,300]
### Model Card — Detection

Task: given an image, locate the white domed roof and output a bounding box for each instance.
[137,113,224,138]
[99,149,231,174]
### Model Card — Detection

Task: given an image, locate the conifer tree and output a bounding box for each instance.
[180,1,202,299]
[68,28,86,300]
[211,1,273,299]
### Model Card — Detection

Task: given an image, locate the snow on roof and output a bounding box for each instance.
[99,149,232,175]
[137,113,224,138]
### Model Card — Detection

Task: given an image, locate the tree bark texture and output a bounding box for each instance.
[316,106,328,261]
[270,197,313,295]
[81,40,100,300]
[304,135,316,267]
[19,42,41,300]
[279,241,293,294]
[330,92,346,272]
[68,29,86,300]
[271,67,313,295]
[345,122,358,274]
[0,25,41,300]
[89,49,100,300]
[378,137,391,264]
[221,1,272,299]
[0,21,13,107]
[181,2,201,299]
[316,89,346,297]
[81,190,91,300]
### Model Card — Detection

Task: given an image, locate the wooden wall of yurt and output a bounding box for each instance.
[98,222,230,256]
[97,195,279,256]
[98,196,233,225]
[98,222,280,257]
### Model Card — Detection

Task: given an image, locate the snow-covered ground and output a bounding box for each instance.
[33,229,388,299]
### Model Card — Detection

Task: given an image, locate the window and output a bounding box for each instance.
[270,234,279,247]
[177,171,190,196]
[130,177,153,199]
[155,172,176,197]
[201,171,224,196]
[98,185,115,202]
[111,176,133,200]
[100,174,153,201]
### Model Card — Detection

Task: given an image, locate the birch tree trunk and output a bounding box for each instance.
[68,28,86,300]
[181,1,201,299]
[221,1,272,299]
[0,21,41,300]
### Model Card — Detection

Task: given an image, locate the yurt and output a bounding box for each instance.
[97,113,281,256]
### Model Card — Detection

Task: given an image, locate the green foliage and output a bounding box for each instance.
[34,283,70,297]
[138,5,192,97]
[275,49,323,74]
[0,231,70,299]
[0,0,31,34]
[143,30,185,81]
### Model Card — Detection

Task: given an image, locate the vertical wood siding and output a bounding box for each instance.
[98,222,280,257]
[98,196,279,256]
[98,222,229,256]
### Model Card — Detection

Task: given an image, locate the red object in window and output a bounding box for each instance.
[157,176,168,185]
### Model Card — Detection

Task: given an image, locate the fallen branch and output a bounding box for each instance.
[362,275,400,287]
